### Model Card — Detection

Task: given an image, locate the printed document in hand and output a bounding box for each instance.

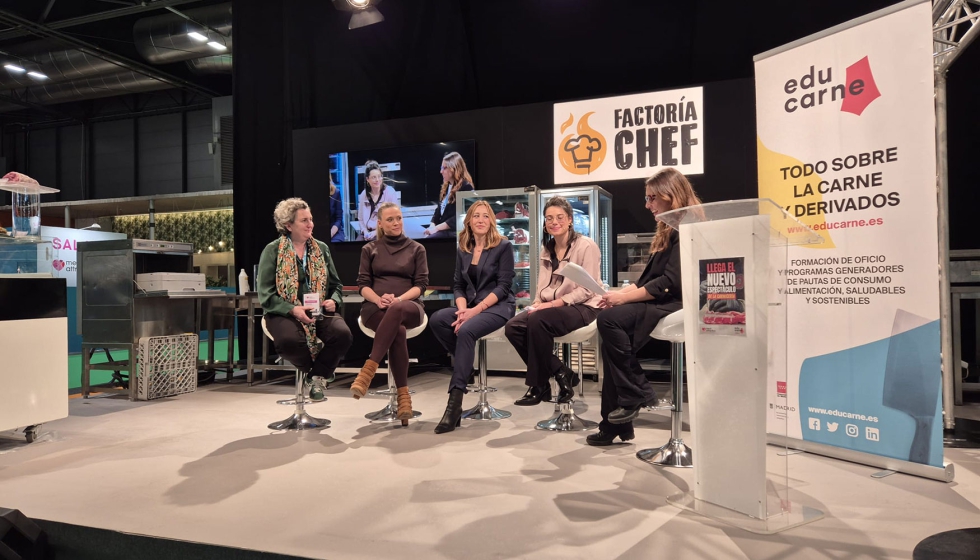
[555,262,606,295]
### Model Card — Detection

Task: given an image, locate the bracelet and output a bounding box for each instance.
[396,296,402,302]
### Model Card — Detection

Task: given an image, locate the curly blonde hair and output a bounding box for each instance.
[273,198,310,236]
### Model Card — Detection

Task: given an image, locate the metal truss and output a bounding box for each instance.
[934,0,980,73]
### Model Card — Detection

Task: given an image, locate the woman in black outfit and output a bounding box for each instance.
[423,151,474,239]
[329,178,345,243]
[587,168,702,446]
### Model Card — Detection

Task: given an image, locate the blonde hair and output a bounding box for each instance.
[646,168,702,253]
[438,152,474,205]
[458,200,503,252]
[375,202,401,239]
[329,177,337,196]
[273,198,310,236]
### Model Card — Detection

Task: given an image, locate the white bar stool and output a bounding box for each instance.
[636,309,691,468]
[462,326,512,420]
[536,321,600,432]
[261,317,330,431]
[357,314,427,423]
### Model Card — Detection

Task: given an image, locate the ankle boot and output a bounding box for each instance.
[350,359,379,399]
[396,386,414,426]
[434,388,464,434]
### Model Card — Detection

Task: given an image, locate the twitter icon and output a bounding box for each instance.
[827,422,839,433]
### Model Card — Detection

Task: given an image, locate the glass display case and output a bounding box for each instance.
[457,186,540,310]
[540,185,613,288]
[616,233,655,286]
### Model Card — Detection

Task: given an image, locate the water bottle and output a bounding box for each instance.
[621,279,631,288]
[238,268,250,295]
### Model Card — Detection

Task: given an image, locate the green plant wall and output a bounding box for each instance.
[112,209,235,253]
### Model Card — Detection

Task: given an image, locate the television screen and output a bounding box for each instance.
[328,140,476,242]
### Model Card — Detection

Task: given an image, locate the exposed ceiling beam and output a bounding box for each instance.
[0,91,75,120]
[0,8,218,98]
[38,0,57,24]
[0,0,203,42]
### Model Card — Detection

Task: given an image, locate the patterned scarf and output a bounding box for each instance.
[275,236,328,359]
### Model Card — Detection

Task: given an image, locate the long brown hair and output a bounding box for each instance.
[329,177,337,196]
[458,200,503,253]
[438,152,474,205]
[647,168,701,253]
[541,196,580,261]
[375,202,400,239]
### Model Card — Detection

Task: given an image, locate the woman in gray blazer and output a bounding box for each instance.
[430,200,516,433]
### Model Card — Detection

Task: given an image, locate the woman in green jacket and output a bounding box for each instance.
[258,198,352,400]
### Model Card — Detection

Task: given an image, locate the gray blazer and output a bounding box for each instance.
[454,239,516,321]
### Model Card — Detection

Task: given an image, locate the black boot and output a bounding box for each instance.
[434,388,465,434]
[555,368,575,403]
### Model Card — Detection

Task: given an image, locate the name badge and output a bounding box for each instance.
[304,293,321,317]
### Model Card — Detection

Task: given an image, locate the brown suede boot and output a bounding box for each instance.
[396,386,413,426]
[350,359,379,399]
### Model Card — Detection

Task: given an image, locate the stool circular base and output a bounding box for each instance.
[637,439,693,468]
[535,403,598,431]
[277,397,327,405]
[461,401,512,420]
[365,403,422,423]
[268,411,330,431]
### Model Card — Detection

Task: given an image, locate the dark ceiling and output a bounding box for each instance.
[0,0,232,127]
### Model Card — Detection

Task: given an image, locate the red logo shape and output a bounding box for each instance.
[840,56,881,116]
[52,259,65,271]
[776,381,787,396]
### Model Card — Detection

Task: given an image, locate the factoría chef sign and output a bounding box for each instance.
[554,86,704,184]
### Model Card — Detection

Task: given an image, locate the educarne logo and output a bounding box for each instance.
[782,56,881,116]
[558,112,607,175]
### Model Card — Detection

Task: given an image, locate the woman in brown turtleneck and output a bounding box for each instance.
[350,202,429,425]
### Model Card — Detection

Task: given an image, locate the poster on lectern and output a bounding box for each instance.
[698,257,747,336]
[755,0,942,467]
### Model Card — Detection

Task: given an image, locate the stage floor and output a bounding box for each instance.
[2,371,980,560]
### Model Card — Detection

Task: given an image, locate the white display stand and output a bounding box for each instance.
[656,198,823,534]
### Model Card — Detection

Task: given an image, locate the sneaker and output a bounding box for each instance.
[307,375,326,402]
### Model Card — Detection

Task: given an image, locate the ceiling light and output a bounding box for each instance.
[332,0,385,30]
[188,31,208,42]
[4,64,25,73]
[27,71,47,79]
[207,41,227,51]
[348,0,370,6]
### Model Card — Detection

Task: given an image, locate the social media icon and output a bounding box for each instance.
[826,422,839,433]
[866,427,880,441]
[845,424,859,437]
[808,418,820,431]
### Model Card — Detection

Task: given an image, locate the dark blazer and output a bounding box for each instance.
[430,181,474,232]
[632,229,683,338]
[453,239,516,321]
[329,191,345,242]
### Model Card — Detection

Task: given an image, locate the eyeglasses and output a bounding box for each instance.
[544,215,568,223]
[644,194,658,204]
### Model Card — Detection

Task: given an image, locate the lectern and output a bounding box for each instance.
[656,198,824,534]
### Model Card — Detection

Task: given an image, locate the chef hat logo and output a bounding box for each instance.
[558,112,606,175]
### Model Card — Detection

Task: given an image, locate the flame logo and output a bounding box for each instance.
[558,112,606,175]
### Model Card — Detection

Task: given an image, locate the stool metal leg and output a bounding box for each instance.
[365,370,421,423]
[536,342,598,432]
[268,369,330,430]
[462,339,511,420]
[277,375,327,405]
[637,341,692,468]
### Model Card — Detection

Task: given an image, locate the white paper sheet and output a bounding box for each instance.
[554,262,606,295]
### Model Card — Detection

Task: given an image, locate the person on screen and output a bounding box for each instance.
[504,196,602,407]
[423,152,474,239]
[350,202,429,425]
[585,168,701,446]
[357,160,398,241]
[257,198,352,402]
[329,177,345,243]
[429,200,515,433]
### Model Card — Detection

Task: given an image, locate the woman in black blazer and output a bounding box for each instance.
[423,151,474,239]
[328,178,345,242]
[587,168,702,446]
[430,200,516,433]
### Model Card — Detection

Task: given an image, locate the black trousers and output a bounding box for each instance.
[504,304,599,388]
[429,307,509,393]
[597,303,672,435]
[264,313,353,378]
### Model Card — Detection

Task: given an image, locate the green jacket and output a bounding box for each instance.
[257,238,344,317]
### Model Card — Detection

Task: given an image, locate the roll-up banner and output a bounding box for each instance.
[554,87,703,184]
[754,0,943,468]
